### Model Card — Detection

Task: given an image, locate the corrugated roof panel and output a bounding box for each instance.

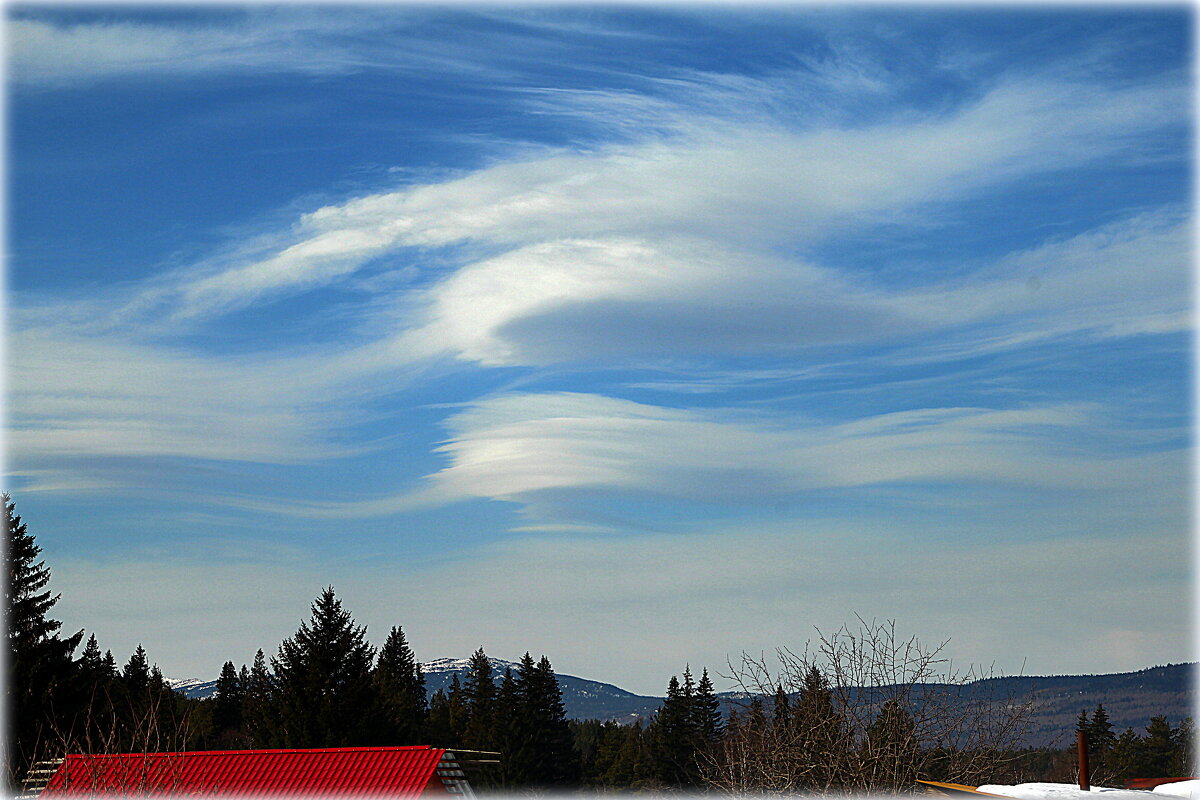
[40,746,449,797]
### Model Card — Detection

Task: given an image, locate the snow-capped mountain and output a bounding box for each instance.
[166,677,219,699]
[421,656,524,676]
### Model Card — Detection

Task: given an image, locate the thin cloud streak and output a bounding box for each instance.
[254,391,1184,521]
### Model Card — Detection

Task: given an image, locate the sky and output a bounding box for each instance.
[4,5,1193,696]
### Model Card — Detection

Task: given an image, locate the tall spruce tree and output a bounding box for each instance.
[242,649,273,747]
[5,493,83,778]
[502,653,580,789]
[212,661,244,737]
[1140,716,1177,778]
[651,671,701,787]
[123,642,151,695]
[374,626,427,744]
[772,683,791,731]
[694,668,724,747]
[461,648,496,751]
[270,587,380,747]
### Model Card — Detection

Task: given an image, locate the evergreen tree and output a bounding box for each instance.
[1089,705,1115,751]
[1170,718,1193,776]
[446,674,468,742]
[5,493,83,777]
[603,721,651,789]
[746,695,767,734]
[694,668,723,747]
[1140,716,1177,778]
[793,664,844,790]
[212,661,244,736]
[488,668,519,788]
[1088,704,1116,778]
[527,655,580,786]
[270,587,379,747]
[502,653,581,788]
[1107,727,1144,783]
[78,635,105,683]
[122,645,150,693]
[864,698,919,792]
[374,626,427,745]
[461,648,496,751]
[426,688,454,748]
[242,649,273,747]
[772,684,791,730]
[652,669,703,787]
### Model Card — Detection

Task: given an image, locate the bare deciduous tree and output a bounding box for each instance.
[703,617,1034,795]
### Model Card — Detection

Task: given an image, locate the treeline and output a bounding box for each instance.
[6,494,579,790]
[1075,705,1192,784]
[7,493,1196,794]
[202,593,581,791]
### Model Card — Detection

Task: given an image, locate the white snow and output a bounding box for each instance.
[978,784,1194,800]
[1153,781,1200,798]
[421,657,524,674]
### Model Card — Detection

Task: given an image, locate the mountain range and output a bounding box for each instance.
[168,660,1194,748]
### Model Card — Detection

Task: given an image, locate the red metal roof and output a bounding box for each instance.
[40,746,451,797]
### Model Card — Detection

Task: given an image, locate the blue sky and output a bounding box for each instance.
[5,5,1192,694]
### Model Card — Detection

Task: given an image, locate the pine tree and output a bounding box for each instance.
[461,647,496,751]
[488,668,520,789]
[1108,727,1144,783]
[532,655,580,786]
[864,698,919,792]
[122,645,150,693]
[502,653,580,788]
[1140,716,1177,778]
[793,664,844,791]
[1088,704,1116,777]
[651,670,701,787]
[772,683,791,730]
[446,674,468,743]
[212,661,244,736]
[5,493,83,776]
[242,649,273,747]
[426,688,454,748]
[603,720,650,789]
[271,587,379,747]
[78,635,104,682]
[374,626,427,744]
[694,668,724,746]
[746,695,767,734]
[1170,718,1193,776]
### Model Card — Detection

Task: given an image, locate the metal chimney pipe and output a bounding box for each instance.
[1077,730,1091,791]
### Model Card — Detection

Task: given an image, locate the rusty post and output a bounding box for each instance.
[1077,730,1091,791]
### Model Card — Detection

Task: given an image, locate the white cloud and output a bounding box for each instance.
[266,390,1183,520]
[162,71,1185,321]
[6,324,355,467]
[391,209,1189,368]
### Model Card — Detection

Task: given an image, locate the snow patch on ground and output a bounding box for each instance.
[979,784,1197,800]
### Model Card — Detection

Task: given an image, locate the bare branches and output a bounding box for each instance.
[703,618,1033,795]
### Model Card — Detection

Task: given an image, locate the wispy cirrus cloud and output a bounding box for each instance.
[6,324,357,467]
[258,390,1184,522]
[149,68,1185,354]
